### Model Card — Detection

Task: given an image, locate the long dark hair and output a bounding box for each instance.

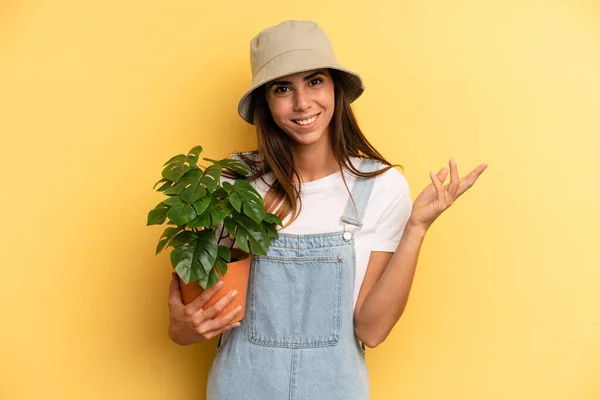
[225,68,404,225]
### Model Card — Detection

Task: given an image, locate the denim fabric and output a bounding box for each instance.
[207,159,382,400]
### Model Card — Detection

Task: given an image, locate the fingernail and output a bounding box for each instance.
[236,306,242,311]
[231,290,238,297]
[217,281,223,287]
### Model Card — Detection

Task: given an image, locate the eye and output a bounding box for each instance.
[309,78,323,86]
[273,86,290,94]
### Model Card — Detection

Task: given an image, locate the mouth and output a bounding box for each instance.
[292,113,320,128]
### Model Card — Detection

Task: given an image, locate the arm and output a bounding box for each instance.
[354,158,488,348]
[353,222,427,348]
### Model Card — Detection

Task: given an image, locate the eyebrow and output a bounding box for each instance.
[268,71,326,88]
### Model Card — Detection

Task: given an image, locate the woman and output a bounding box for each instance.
[167,20,488,399]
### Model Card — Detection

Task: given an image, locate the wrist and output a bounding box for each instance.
[406,219,429,236]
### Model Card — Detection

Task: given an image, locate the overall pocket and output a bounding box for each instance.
[355,335,366,358]
[248,255,343,348]
[215,329,232,353]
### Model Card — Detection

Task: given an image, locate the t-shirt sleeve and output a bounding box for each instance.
[372,169,413,252]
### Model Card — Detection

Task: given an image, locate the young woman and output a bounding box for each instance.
[167,20,488,399]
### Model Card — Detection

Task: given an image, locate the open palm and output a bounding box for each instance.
[409,158,488,231]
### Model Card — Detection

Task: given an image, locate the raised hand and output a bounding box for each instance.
[408,158,488,231]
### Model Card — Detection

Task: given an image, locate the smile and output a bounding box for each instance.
[293,113,320,126]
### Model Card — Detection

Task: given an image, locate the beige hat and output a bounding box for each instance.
[237,20,365,125]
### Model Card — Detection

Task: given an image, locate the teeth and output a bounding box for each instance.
[295,115,317,125]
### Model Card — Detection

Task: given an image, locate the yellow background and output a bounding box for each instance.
[1,0,599,399]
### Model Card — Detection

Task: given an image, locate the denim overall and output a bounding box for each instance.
[207,158,382,400]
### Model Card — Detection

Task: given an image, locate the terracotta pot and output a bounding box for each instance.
[178,248,251,324]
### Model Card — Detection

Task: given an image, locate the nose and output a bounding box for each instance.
[293,87,311,112]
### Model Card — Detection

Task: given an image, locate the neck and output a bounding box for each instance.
[290,129,339,183]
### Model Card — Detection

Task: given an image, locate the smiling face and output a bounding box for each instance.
[264,69,335,147]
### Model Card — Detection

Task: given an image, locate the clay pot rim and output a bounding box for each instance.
[230,248,251,262]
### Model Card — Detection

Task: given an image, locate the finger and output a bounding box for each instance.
[457,163,488,197]
[448,158,460,199]
[200,303,244,333]
[185,280,225,314]
[201,289,240,320]
[437,167,449,184]
[429,170,444,201]
[424,167,448,191]
[200,320,241,341]
[168,272,183,309]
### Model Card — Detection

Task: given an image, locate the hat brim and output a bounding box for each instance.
[237,49,364,125]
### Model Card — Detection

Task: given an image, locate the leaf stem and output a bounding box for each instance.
[217,224,227,246]
[229,227,237,251]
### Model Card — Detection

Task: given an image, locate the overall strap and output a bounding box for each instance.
[341,158,383,229]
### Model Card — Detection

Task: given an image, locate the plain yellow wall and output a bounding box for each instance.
[1,0,599,399]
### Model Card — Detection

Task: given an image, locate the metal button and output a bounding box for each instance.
[343,232,352,241]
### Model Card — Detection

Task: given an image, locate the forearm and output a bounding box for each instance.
[354,223,427,347]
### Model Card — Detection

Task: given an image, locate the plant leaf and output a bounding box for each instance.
[147,203,169,225]
[214,257,228,277]
[178,169,208,204]
[167,203,197,226]
[229,213,270,255]
[221,181,235,195]
[170,230,198,247]
[218,245,231,262]
[204,158,251,176]
[207,269,220,288]
[214,245,231,277]
[163,180,190,196]
[195,230,218,275]
[170,231,202,284]
[263,213,283,227]
[186,194,214,228]
[186,212,211,229]
[169,230,218,287]
[262,220,279,239]
[162,146,203,182]
[228,180,266,224]
[223,217,237,239]
[192,193,212,216]
[212,187,228,200]
[209,200,233,228]
[153,178,172,191]
[155,226,185,255]
[161,196,182,207]
[200,164,222,192]
[197,268,220,290]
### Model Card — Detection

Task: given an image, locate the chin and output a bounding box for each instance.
[287,129,328,146]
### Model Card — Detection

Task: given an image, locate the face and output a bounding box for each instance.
[265,69,335,146]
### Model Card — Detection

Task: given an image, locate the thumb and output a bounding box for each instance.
[168,272,183,306]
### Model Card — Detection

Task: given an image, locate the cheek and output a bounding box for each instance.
[318,88,335,110]
[267,100,291,123]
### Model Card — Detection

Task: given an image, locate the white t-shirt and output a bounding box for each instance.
[224,156,413,310]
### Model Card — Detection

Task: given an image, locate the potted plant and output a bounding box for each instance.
[146,145,282,323]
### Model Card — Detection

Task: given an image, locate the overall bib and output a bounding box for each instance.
[207,158,382,400]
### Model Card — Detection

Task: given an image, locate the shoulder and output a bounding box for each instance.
[369,162,411,209]
[375,164,409,190]
[353,157,409,190]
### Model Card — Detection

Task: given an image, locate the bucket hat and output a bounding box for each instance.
[237,20,365,124]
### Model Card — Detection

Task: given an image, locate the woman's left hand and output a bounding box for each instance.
[408,158,488,232]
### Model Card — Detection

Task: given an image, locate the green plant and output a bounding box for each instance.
[146,146,282,289]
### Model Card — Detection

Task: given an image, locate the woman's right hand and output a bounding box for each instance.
[167,272,242,346]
